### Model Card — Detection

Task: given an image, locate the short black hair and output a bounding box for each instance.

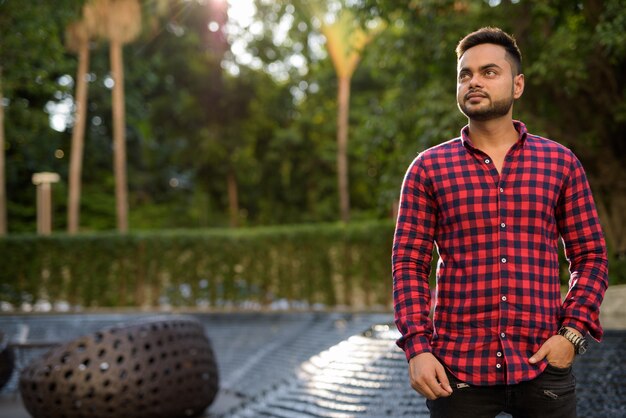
[456,27,522,75]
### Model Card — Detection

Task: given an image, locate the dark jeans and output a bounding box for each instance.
[426,365,577,418]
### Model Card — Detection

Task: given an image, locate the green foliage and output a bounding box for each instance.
[0,0,84,233]
[0,221,396,309]
[1,0,624,276]
[0,0,84,93]
[1,219,604,310]
[608,255,626,286]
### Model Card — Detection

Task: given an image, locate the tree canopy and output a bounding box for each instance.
[1,0,624,265]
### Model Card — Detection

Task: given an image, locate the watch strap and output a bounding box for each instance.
[558,327,586,354]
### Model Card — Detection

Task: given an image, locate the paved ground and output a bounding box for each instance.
[1,309,625,418]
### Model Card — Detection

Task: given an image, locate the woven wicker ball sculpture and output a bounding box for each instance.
[19,316,219,418]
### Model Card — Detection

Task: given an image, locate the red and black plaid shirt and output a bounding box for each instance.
[393,121,608,386]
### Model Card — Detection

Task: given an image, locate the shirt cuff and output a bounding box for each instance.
[560,318,587,337]
[403,334,432,362]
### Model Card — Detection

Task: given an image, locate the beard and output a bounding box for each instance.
[458,92,514,121]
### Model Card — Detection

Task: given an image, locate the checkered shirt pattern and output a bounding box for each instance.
[392,121,608,386]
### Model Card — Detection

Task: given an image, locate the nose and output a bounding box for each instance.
[468,73,482,88]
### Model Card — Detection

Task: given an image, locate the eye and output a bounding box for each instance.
[485,69,497,77]
[458,72,471,82]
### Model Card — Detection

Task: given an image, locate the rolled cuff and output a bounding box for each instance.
[560,318,592,340]
[398,334,432,362]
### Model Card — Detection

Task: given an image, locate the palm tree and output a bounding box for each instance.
[298,1,384,222]
[85,0,141,233]
[65,16,93,234]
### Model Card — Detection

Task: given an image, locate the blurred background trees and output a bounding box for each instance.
[1,0,624,265]
[0,0,83,234]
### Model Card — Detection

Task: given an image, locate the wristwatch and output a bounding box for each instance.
[558,327,588,355]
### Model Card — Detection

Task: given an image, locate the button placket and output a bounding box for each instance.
[496,176,509,377]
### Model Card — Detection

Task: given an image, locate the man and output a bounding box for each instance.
[392,27,608,418]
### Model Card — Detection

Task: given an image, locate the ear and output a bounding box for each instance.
[513,74,525,99]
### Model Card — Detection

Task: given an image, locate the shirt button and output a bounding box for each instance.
[496,364,502,369]
[501,296,507,301]
[499,187,504,193]
[501,257,507,263]
[500,222,506,228]
[485,158,491,164]
[497,352,503,357]
[500,332,506,338]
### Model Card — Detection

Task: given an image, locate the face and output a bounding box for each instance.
[456,43,524,121]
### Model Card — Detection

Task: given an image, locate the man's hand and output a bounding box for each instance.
[408,352,453,400]
[529,327,578,368]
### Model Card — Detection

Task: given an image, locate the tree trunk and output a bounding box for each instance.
[337,75,351,223]
[110,39,128,233]
[227,168,239,228]
[67,40,90,234]
[0,67,6,235]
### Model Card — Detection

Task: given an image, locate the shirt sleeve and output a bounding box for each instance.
[556,154,609,341]
[392,155,437,361]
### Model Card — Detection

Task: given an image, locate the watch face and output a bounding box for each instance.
[578,340,588,355]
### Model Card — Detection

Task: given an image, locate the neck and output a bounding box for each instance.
[467,116,518,150]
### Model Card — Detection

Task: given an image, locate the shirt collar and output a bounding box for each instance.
[460,120,528,152]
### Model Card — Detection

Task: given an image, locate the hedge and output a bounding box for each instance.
[1,220,607,311]
[0,221,396,310]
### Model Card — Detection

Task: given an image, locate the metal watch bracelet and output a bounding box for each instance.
[558,326,588,355]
